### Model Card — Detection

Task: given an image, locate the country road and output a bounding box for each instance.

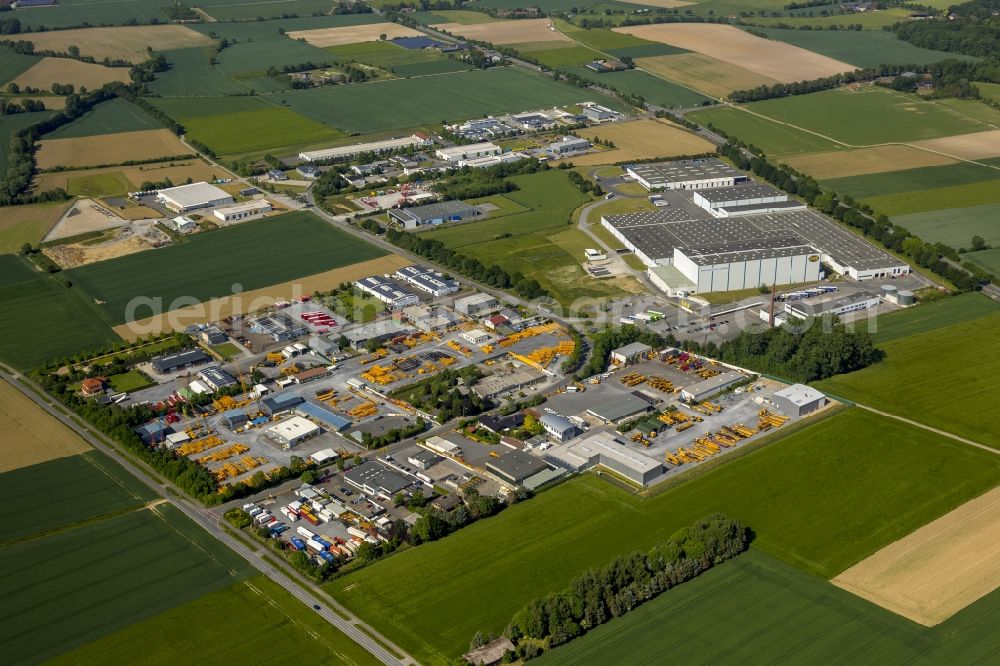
[0,364,415,666]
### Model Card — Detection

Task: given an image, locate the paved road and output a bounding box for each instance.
[0,365,415,666]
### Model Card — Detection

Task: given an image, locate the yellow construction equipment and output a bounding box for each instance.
[498,322,560,347]
[676,421,695,432]
[695,368,721,379]
[620,373,646,387]
[176,435,223,456]
[195,443,249,464]
[281,363,301,376]
[732,423,757,438]
[646,377,674,392]
[758,409,790,429]
[691,404,712,416]
[526,346,558,367]
[481,344,494,354]
[439,355,456,366]
[266,352,285,364]
[447,340,473,356]
[664,451,682,466]
[556,340,575,355]
[361,348,388,365]
[702,401,723,413]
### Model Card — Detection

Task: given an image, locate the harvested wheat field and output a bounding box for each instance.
[33,160,225,196]
[617,0,692,6]
[115,254,412,339]
[13,58,129,91]
[637,52,780,98]
[0,380,90,473]
[834,485,1000,626]
[433,19,569,46]
[784,145,957,180]
[288,23,424,48]
[616,24,853,83]
[909,129,1000,160]
[36,129,190,170]
[563,118,714,165]
[20,25,212,63]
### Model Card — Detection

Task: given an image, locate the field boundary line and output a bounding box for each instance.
[855,403,998,455]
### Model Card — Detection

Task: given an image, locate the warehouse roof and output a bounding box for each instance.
[772,383,826,406]
[472,368,543,398]
[681,236,818,266]
[584,389,653,423]
[296,401,351,431]
[717,200,805,215]
[695,182,785,203]
[151,349,210,373]
[540,413,576,434]
[627,158,744,185]
[486,449,549,483]
[567,431,662,475]
[267,416,319,441]
[436,142,500,159]
[262,393,304,413]
[682,370,746,399]
[612,342,652,357]
[344,461,411,494]
[158,182,231,207]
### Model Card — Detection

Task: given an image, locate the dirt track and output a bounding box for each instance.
[833,484,1000,626]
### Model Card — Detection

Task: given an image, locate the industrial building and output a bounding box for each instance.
[394,265,459,296]
[251,312,308,342]
[156,182,233,213]
[387,200,481,229]
[267,416,320,449]
[610,342,652,365]
[771,384,827,417]
[298,133,431,162]
[397,304,459,332]
[692,183,805,218]
[213,200,271,223]
[681,370,746,403]
[540,413,578,442]
[354,275,420,309]
[447,117,519,141]
[172,215,197,233]
[458,152,528,169]
[295,401,351,431]
[672,238,822,293]
[585,389,654,424]
[455,292,499,317]
[487,450,550,485]
[784,290,880,320]
[221,409,249,430]
[435,142,501,162]
[582,104,616,122]
[342,319,412,350]
[626,159,747,192]
[564,431,665,485]
[472,368,544,400]
[261,393,304,416]
[199,325,227,345]
[344,461,412,496]
[151,349,210,374]
[297,165,320,179]
[461,329,491,345]
[547,136,592,156]
[197,367,236,392]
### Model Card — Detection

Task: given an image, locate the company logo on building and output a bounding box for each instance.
[808,255,819,262]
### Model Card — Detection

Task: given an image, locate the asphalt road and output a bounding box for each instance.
[0,364,415,666]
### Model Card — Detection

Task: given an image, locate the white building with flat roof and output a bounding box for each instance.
[436,142,501,162]
[267,416,320,449]
[298,133,431,162]
[157,182,233,213]
[213,200,272,223]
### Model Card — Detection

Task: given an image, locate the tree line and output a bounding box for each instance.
[479,514,748,661]
[895,0,1000,57]
[389,366,490,422]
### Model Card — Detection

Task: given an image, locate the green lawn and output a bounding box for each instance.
[978,81,1000,103]
[66,212,387,325]
[0,255,120,370]
[688,105,843,156]
[211,341,242,361]
[1,504,252,663]
[282,67,627,133]
[816,312,1000,447]
[866,291,999,343]
[45,98,162,139]
[565,66,710,108]
[0,452,154,543]
[107,369,153,392]
[750,27,977,68]
[330,408,1000,664]
[536,547,1000,665]
[893,202,1000,248]
[737,88,1000,146]
[52,576,380,665]
[559,21,681,53]
[196,0,337,20]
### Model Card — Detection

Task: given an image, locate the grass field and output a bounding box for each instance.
[0,255,119,369]
[0,451,154,541]
[66,171,133,198]
[558,21,683,53]
[38,129,189,170]
[751,27,977,68]
[0,380,91,473]
[150,96,343,156]
[866,292,998,343]
[535,547,1000,665]
[745,7,914,29]
[67,212,387,325]
[0,202,68,254]
[13,0,166,29]
[433,18,572,46]
[0,45,41,86]
[148,47,251,97]
[1,504,251,663]
[865,179,1000,217]
[330,408,1000,663]
[19,25,212,63]
[52,576,381,665]
[197,0,337,20]
[572,118,715,164]
[689,105,842,155]
[282,67,626,133]
[107,369,153,392]
[893,202,1000,247]
[0,110,52,176]
[326,40,466,76]
[966,247,1000,276]
[565,66,710,108]
[289,23,424,48]
[529,46,605,69]
[45,99,162,139]
[979,81,1000,103]
[816,312,1000,447]
[738,88,1000,145]
[822,161,1000,201]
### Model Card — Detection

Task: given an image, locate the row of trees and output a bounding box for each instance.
[729,62,929,102]
[483,514,748,661]
[390,366,489,422]
[895,0,1000,57]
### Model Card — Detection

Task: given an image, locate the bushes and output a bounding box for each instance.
[489,514,748,659]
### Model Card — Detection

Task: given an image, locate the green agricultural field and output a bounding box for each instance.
[411,9,500,24]
[472,0,580,9]
[52,576,381,665]
[0,452,153,543]
[283,67,627,133]
[0,45,41,86]
[966,247,1000,276]
[0,110,53,176]
[44,98,162,139]
[330,409,1000,663]
[13,0,165,29]
[393,59,471,76]
[216,38,335,79]
[565,66,710,108]
[893,202,1000,248]
[148,47,250,97]
[816,313,1000,447]
[558,22,682,53]
[867,291,999,343]
[822,161,1000,200]
[750,27,977,68]
[536,547,1000,665]
[738,88,1000,145]
[66,212,387,325]
[150,95,343,156]
[0,202,67,255]
[866,179,1000,216]
[66,171,133,198]
[328,40,448,69]
[0,255,119,369]
[746,7,913,29]
[688,105,843,156]
[0,504,251,663]
[529,46,605,68]
[196,0,337,20]
[978,81,1000,103]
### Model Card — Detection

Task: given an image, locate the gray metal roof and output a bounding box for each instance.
[540,413,576,433]
[398,199,479,222]
[345,461,411,494]
[627,158,744,186]
[696,182,785,203]
[487,449,549,483]
[584,389,652,422]
[612,342,652,357]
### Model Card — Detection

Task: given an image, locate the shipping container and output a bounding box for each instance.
[297,526,316,540]
[318,550,335,563]
[307,538,325,553]
[290,537,306,550]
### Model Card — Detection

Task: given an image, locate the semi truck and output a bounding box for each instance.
[290,536,306,551]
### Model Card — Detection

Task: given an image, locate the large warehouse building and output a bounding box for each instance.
[564,432,665,485]
[626,159,747,192]
[693,183,805,218]
[298,133,431,162]
[387,200,481,229]
[157,182,233,213]
[355,275,420,309]
[435,142,501,162]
